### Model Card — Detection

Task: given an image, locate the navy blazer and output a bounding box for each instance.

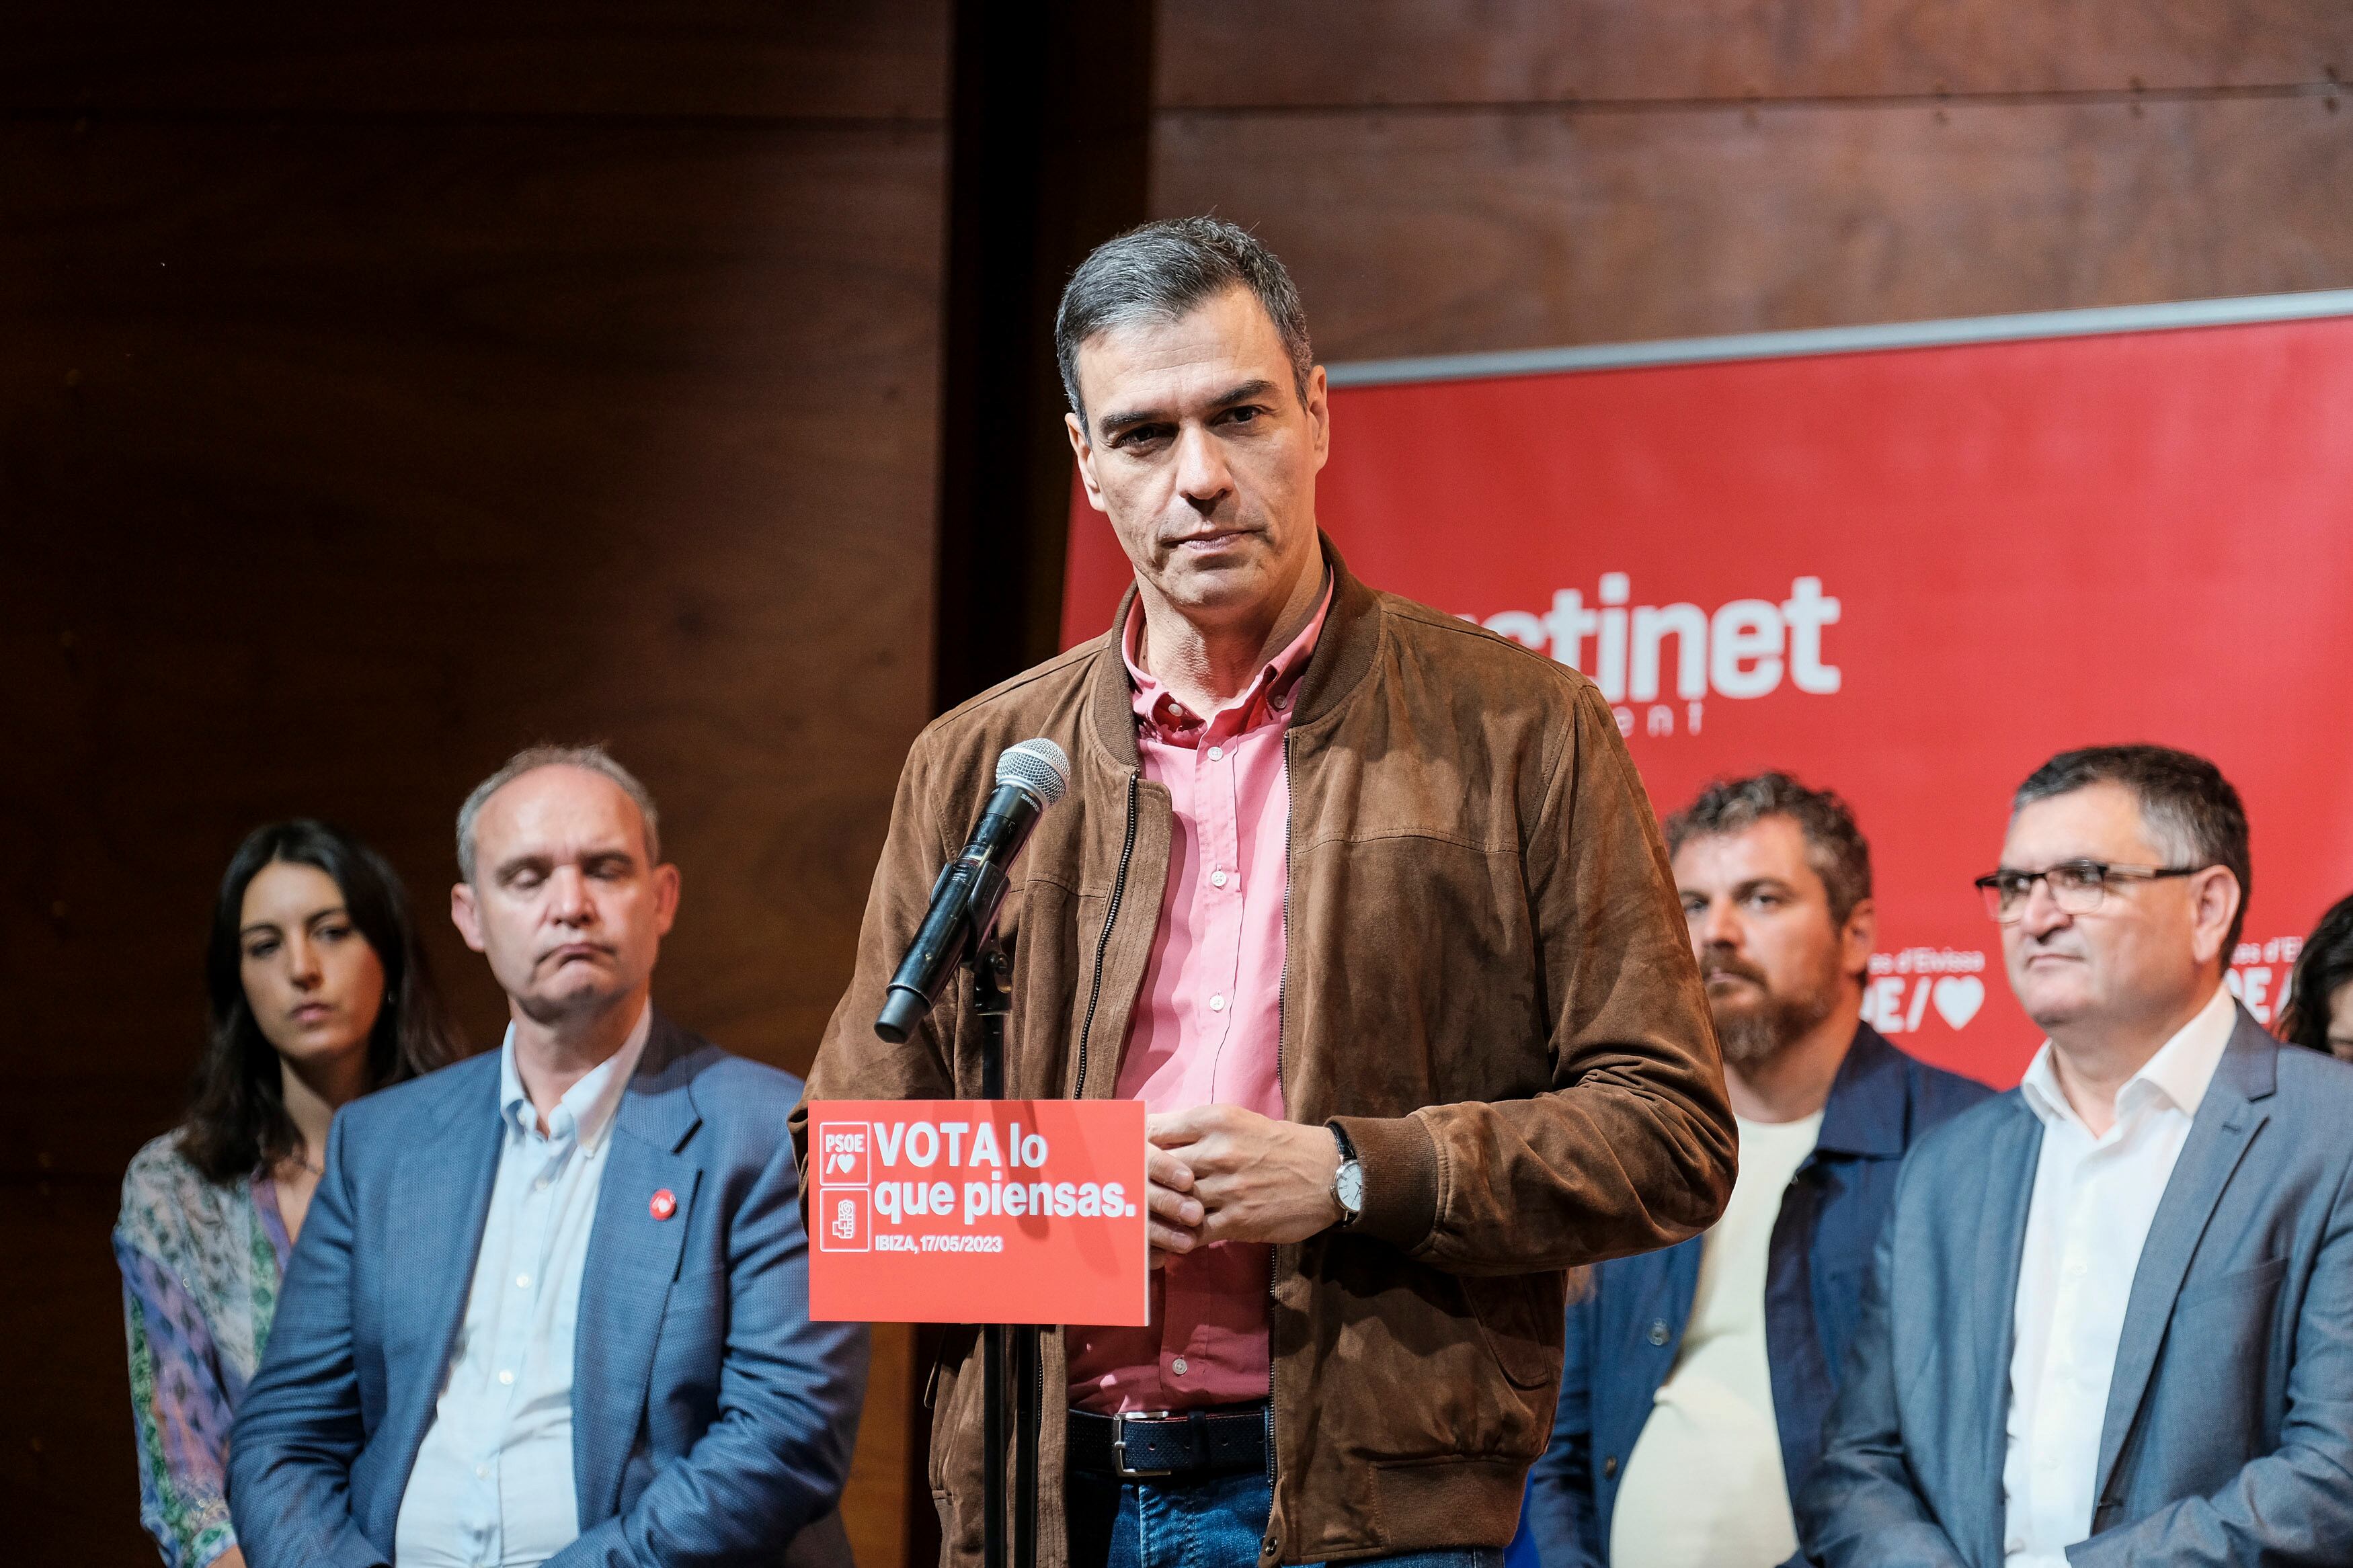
[1799,1007,2353,1567]
[1526,1024,1990,1566]
[229,1013,870,1568]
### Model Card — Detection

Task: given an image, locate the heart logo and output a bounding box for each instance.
[1932,976,1984,1030]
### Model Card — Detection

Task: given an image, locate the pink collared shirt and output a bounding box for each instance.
[1066,575,1334,1415]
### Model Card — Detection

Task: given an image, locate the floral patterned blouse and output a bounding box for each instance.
[114,1132,293,1568]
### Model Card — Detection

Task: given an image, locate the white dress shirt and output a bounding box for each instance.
[1611,1111,1824,1568]
[395,1005,651,1568]
[2000,983,2237,1568]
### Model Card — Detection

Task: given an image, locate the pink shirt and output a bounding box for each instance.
[1067,575,1334,1415]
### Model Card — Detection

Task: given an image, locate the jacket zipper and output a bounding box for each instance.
[1073,768,1141,1102]
[1266,729,1295,1502]
[1041,770,1140,1514]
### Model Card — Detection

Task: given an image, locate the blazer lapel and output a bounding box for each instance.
[571,1015,704,1523]
[382,1057,504,1483]
[1957,1097,2043,1567]
[2092,1013,2276,1501]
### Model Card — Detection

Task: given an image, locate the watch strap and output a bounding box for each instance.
[1327,1122,1363,1227]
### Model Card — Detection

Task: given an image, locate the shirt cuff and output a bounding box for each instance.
[1326,1112,1438,1251]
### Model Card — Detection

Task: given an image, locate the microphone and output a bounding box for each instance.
[874,737,1070,1044]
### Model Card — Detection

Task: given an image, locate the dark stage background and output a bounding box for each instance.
[4,4,2348,1563]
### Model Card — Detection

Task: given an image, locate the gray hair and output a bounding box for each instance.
[1054,215,1314,430]
[1667,772,1874,928]
[2012,743,2250,954]
[455,744,662,883]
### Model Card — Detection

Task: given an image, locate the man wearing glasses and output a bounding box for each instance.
[1800,744,2353,1567]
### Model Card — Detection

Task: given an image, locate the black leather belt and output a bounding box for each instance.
[1068,1405,1269,1480]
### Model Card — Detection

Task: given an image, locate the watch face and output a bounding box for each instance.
[1336,1161,1365,1214]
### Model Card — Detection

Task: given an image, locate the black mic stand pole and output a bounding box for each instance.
[969,938,1042,1568]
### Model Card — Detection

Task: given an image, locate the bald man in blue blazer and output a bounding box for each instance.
[231,748,868,1568]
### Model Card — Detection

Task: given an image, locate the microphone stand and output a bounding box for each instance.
[969,937,1041,1568]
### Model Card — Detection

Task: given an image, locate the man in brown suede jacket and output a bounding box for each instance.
[793,217,1734,1568]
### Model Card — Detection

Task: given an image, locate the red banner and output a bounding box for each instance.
[1063,304,2353,1086]
[807,1100,1150,1325]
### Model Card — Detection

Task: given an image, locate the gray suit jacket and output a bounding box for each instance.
[229,1012,870,1568]
[1798,1006,2353,1567]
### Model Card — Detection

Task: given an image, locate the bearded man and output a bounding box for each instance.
[1525,772,1991,1568]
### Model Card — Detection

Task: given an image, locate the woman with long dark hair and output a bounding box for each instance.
[2278,893,2353,1061]
[113,821,462,1568]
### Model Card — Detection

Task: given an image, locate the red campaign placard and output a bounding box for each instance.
[807,1100,1148,1326]
[1064,308,2353,1087]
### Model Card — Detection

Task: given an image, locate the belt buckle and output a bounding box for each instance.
[1110,1409,1180,1479]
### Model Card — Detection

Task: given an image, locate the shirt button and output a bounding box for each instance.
[2066,1258,2088,1278]
[534,1178,549,1191]
[1171,1358,1189,1376]
[1209,994,1226,1012]
[475,1462,490,1479]
[1211,869,1229,888]
[1207,745,1224,761]
[1646,1319,1671,1346]
[497,1369,515,1386]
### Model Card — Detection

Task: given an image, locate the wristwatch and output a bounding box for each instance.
[1327,1123,1365,1230]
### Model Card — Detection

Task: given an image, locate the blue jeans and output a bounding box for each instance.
[1066,1464,1506,1568]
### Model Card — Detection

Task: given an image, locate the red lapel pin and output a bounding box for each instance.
[649,1188,677,1221]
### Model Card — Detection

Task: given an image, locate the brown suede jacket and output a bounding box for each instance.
[793,542,1734,1566]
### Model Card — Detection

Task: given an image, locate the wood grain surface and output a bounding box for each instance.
[1156,93,2353,360]
[0,9,946,1560]
[1157,0,2352,105]
[0,1,947,119]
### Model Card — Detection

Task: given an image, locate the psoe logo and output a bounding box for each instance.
[817,1188,869,1253]
[1470,573,1841,738]
[817,1124,869,1188]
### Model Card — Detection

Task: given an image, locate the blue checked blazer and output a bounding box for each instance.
[229,1012,869,1568]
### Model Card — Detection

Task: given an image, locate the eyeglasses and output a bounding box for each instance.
[1973,860,2204,923]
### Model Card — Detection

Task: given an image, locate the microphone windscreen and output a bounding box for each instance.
[996,738,1071,808]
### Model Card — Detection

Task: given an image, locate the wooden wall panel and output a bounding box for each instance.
[1158,0,2352,104]
[1156,93,2353,360]
[0,1,947,118]
[1154,3,2352,365]
[0,10,945,1562]
[1,114,943,1164]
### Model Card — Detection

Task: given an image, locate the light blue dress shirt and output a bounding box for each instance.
[394,1005,651,1568]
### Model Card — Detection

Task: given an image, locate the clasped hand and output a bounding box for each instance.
[1145,1104,1343,1267]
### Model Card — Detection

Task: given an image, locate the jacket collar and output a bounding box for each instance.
[432,1002,691,1141]
[2192,995,2278,1106]
[1809,1023,1913,1161]
[494,1000,653,1150]
[609,1007,707,1153]
[1084,534,1383,768]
